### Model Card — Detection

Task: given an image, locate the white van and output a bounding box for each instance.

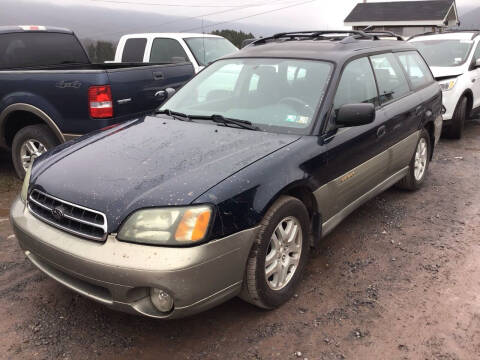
[114,33,238,73]
[409,31,480,139]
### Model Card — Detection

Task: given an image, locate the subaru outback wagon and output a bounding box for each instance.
[11,30,442,319]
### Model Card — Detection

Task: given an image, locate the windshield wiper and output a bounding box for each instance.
[156,109,191,122]
[188,114,259,131]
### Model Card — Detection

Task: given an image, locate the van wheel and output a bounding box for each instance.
[397,129,430,191]
[239,196,310,309]
[444,96,467,139]
[12,125,58,178]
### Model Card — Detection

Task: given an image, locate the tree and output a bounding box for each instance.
[211,29,255,48]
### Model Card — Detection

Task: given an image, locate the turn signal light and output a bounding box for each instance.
[88,85,113,118]
[175,207,211,242]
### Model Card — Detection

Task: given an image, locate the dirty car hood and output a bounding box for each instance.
[31,116,300,231]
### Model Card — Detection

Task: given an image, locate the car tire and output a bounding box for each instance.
[397,129,431,191]
[444,96,467,139]
[239,195,310,309]
[12,124,58,179]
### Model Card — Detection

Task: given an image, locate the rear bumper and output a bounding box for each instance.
[10,197,258,319]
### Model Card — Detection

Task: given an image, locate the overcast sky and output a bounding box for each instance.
[22,0,479,33]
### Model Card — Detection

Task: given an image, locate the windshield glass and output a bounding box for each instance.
[184,37,238,66]
[159,58,333,134]
[411,39,474,67]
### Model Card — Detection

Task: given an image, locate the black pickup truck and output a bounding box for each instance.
[0,25,194,177]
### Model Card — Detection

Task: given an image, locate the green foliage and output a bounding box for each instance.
[84,40,116,63]
[211,29,255,48]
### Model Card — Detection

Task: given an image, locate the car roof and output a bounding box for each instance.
[225,36,415,63]
[120,33,223,40]
[0,25,73,35]
[409,31,479,42]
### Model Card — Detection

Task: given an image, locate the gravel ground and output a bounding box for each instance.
[1,120,480,360]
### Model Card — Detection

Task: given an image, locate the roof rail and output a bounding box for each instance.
[363,30,404,41]
[409,29,480,41]
[251,30,374,46]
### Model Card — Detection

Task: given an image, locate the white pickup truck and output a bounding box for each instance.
[113,33,238,73]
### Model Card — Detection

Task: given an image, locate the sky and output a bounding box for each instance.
[21,0,480,33]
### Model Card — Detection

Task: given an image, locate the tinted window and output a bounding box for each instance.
[122,38,147,62]
[333,57,378,112]
[370,53,410,104]
[150,38,188,63]
[397,51,433,89]
[0,32,89,69]
[184,37,237,66]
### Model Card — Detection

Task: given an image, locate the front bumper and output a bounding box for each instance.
[440,89,459,121]
[10,197,258,319]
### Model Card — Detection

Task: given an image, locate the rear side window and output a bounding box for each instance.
[0,32,89,69]
[370,53,410,104]
[333,57,379,112]
[121,38,147,62]
[396,51,433,89]
[150,38,188,63]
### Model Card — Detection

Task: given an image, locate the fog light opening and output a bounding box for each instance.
[150,288,174,313]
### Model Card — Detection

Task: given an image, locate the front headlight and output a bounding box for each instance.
[117,205,212,246]
[20,161,33,203]
[438,78,457,91]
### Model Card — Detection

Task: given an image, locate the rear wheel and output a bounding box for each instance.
[240,196,310,309]
[444,96,467,139]
[12,124,58,178]
[397,129,430,191]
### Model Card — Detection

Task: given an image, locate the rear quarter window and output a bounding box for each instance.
[121,38,147,62]
[396,51,434,89]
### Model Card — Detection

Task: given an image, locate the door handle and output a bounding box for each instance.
[153,71,165,80]
[377,125,386,138]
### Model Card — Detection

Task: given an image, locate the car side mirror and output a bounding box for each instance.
[155,87,176,102]
[335,103,376,127]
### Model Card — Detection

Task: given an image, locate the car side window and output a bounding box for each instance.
[370,53,410,104]
[396,51,434,89]
[122,38,147,62]
[150,38,188,63]
[333,57,379,114]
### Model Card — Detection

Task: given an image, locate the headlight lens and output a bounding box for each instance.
[20,160,33,203]
[438,78,457,91]
[117,205,212,246]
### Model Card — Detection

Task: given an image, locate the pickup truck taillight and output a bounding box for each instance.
[88,85,113,118]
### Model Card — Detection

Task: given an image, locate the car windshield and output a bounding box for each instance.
[159,58,333,134]
[411,39,474,67]
[184,37,238,66]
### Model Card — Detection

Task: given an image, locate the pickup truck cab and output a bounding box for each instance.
[409,30,480,139]
[0,26,194,177]
[11,30,442,319]
[114,33,238,73]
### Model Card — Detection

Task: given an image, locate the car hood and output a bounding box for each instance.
[430,66,464,79]
[31,116,301,231]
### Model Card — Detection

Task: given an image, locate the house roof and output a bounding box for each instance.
[344,1,456,25]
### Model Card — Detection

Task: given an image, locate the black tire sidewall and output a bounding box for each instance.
[448,96,467,139]
[11,125,58,178]
[254,198,310,308]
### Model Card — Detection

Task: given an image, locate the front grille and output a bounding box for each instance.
[28,189,107,242]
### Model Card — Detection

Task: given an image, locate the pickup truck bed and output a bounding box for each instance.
[0,26,194,177]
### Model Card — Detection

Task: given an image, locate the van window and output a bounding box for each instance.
[370,53,410,104]
[150,38,188,63]
[121,38,147,62]
[397,51,434,89]
[333,57,379,112]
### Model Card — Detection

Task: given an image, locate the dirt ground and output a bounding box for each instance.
[1,120,480,360]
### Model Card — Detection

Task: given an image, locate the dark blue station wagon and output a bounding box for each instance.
[11,31,443,318]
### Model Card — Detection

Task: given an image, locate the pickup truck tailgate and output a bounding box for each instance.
[106,63,194,117]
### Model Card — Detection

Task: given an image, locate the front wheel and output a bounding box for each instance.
[397,129,430,191]
[11,124,58,178]
[443,96,467,139]
[240,195,310,309]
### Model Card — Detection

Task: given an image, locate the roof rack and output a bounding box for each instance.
[363,30,404,41]
[409,29,480,40]
[251,30,381,46]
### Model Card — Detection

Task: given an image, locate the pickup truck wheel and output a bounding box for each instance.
[397,129,430,191]
[240,195,310,309]
[444,96,467,139]
[12,125,58,178]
